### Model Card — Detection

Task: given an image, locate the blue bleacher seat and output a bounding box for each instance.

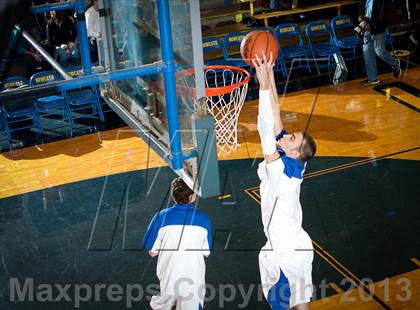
[63,66,105,122]
[305,21,341,75]
[2,76,29,89]
[29,71,74,131]
[1,76,41,143]
[202,37,230,66]
[274,23,312,78]
[331,15,362,60]
[222,32,251,71]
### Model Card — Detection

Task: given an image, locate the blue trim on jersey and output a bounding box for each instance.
[142,204,212,252]
[275,129,305,179]
[267,269,291,310]
[281,156,305,179]
[143,212,161,251]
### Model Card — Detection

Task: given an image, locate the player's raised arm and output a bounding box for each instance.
[252,55,280,164]
[267,56,284,135]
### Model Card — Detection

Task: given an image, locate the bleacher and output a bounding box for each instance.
[199,0,417,77]
[0,66,107,148]
[200,0,362,73]
[201,0,259,38]
[1,0,418,151]
[254,0,359,27]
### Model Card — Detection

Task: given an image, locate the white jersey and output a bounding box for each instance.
[85,6,100,39]
[143,204,211,309]
[258,155,313,309]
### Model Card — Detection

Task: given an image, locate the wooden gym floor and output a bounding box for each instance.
[0,67,419,309]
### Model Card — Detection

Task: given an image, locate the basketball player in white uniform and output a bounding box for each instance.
[252,54,317,310]
[143,178,212,310]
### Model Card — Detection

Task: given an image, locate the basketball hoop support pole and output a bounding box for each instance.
[191,98,220,198]
[74,0,92,75]
[156,0,184,170]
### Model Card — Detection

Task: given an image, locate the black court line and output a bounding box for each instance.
[374,81,420,113]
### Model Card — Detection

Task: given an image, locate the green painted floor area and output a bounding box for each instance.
[0,156,419,309]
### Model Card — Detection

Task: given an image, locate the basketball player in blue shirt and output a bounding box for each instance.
[143,178,212,310]
[252,53,316,310]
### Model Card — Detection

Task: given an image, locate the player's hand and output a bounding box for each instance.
[252,53,274,90]
[252,52,275,70]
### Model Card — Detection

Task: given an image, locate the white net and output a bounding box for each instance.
[203,67,250,155]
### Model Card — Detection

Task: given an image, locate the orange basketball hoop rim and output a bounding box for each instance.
[177,65,251,155]
[180,65,251,97]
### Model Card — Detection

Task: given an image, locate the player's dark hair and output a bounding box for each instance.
[171,177,194,204]
[299,133,317,162]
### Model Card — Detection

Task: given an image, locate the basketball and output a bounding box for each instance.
[240,30,279,66]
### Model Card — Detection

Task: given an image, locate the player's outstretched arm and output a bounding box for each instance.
[252,54,280,164]
[267,59,284,135]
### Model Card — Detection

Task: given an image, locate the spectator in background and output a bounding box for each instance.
[85,0,100,62]
[402,0,418,45]
[47,10,79,67]
[268,0,298,10]
[359,0,401,86]
[8,15,52,78]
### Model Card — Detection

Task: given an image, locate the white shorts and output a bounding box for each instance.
[259,244,313,309]
[150,293,203,310]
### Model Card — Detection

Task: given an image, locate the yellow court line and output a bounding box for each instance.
[410,258,420,267]
[304,159,373,180]
[243,147,420,189]
[329,282,344,294]
[311,268,420,309]
[313,243,385,309]
[305,147,420,179]
[244,188,260,203]
[312,240,362,283]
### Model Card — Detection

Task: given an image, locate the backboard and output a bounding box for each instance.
[98,0,220,198]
